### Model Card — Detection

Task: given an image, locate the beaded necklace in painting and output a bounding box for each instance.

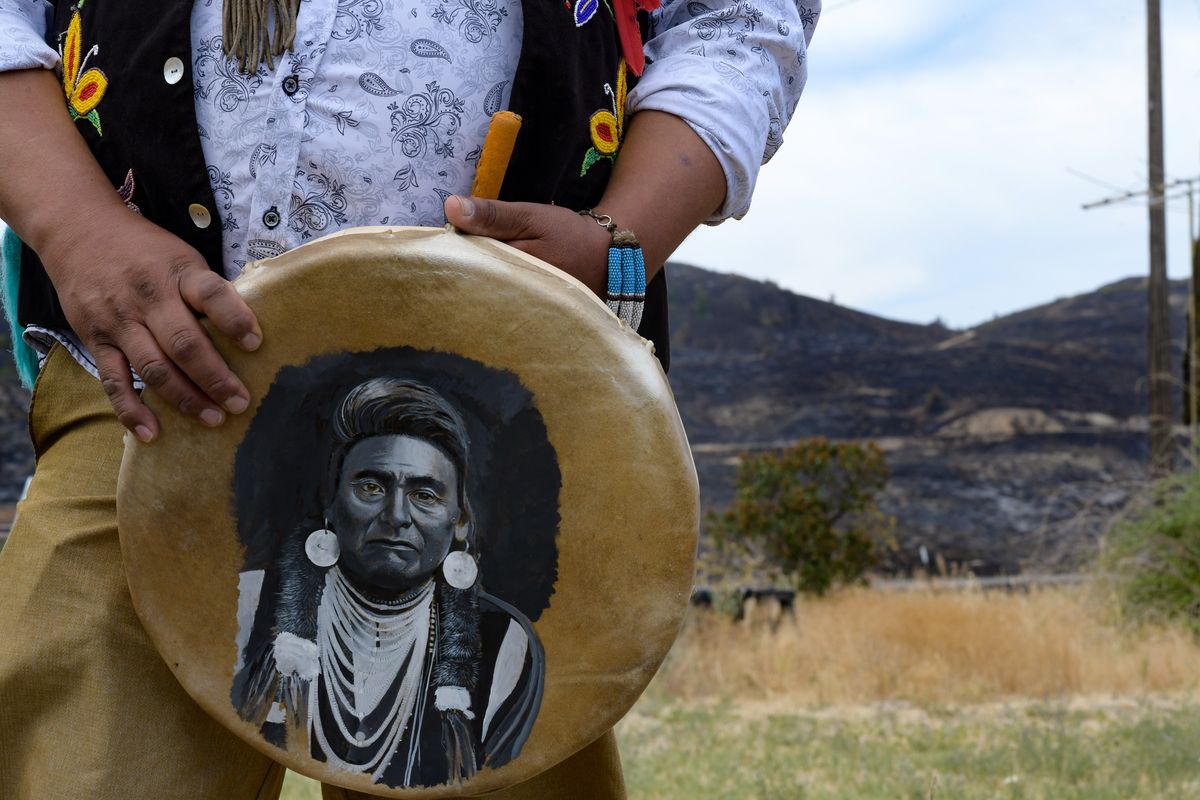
[310,567,437,782]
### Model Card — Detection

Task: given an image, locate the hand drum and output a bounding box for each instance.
[117,226,699,796]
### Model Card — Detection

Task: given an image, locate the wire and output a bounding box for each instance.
[1092,190,1196,218]
[1082,175,1200,210]
[1102,189,1191,206]
[1066,167,1130,194]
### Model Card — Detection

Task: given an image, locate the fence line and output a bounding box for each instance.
[870,573,1092,592]
[691,573,1094,609]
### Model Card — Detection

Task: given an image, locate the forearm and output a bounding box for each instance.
[0,68,130,265]
[593,110,726,281]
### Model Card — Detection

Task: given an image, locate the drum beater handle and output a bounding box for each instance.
[470,111,523,200]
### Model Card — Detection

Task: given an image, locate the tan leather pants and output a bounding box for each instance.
[0,347,624,799]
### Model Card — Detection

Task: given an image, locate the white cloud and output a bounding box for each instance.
[674,0,1200,328]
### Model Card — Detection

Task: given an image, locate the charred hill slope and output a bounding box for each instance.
[666,265,1188,574]
[667,266,1185,445]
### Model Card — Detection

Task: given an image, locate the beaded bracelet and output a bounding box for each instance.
[579,209,646,331]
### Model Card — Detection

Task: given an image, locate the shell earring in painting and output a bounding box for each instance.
[305,524,340,568]
[442,531,478,589]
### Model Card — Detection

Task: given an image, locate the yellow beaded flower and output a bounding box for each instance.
[580,59,627,176]
[60,8,108,135]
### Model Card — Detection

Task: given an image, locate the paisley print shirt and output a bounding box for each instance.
[2,0,820,280]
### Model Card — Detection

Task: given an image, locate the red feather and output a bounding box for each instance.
[613,0,645,76]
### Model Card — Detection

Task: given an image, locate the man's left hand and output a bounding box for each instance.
[443,196,613,297]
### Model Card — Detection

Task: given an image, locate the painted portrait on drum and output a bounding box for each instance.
[228,347,558,788]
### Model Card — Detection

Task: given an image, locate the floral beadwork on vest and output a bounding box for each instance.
[572,0,603,27]
[117,169,141,214]
[59,2,109,136]
[580,58,626,177]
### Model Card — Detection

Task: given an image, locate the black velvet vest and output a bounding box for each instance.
[19,0,668,370]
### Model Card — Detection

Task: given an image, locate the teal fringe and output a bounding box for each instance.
[1,226,40,389]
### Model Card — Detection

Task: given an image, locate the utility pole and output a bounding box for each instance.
[1146,0,1173,476]
[1184,185,1199,433]
[1193,193,1200,434]
[1083,1,1177,475]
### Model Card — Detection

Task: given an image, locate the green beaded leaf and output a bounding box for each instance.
[579,147,608,177]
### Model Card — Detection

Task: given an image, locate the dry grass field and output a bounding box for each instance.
[283,585,1200,798]
[657,585,1200,706]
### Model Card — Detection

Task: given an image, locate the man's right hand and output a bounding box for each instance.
[0,68,261,443]
[41,210,262,443]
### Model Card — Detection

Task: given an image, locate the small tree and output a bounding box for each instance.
[710,439,892,596]
[1099,473,1200,635]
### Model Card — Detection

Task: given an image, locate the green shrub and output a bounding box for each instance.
[1100,472,1200,634]
[709,439,893,596]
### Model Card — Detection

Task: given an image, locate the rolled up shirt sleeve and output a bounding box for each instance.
[627,0,819,222]
[0,0,57,72]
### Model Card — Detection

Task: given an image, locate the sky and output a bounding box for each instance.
[673,0,1200,329]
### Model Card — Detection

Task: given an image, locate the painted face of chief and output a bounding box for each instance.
[328,434,468,597]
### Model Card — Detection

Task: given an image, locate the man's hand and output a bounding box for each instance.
[444,111,726,296]
[0,68,261,442]
[444,196,613,296]
[41,210,262,443]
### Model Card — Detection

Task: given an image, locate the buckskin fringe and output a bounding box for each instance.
[223,0,301,73]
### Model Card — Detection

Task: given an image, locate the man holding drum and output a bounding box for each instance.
[0,0,819,796]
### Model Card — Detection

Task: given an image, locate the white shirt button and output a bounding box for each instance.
[163,57,185,85]
[188,203,212,229]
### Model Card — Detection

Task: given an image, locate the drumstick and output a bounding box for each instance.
[471,111,523,200]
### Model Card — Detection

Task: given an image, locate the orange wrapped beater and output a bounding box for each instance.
[470,111,522,200]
